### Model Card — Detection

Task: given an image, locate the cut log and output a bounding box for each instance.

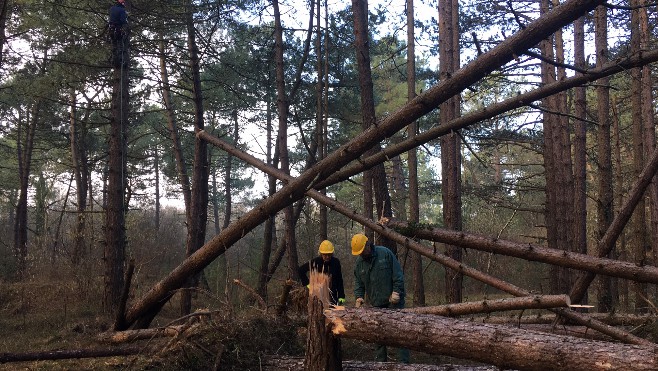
[325,308,658,371]
[403,295,570,316]
[385,219,658,285]
[97,325,187,344]
[0,345,149,363]
[262,356,500,370]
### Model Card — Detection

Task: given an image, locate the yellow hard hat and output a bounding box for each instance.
[351,234,368,255]
[318,240,335,254]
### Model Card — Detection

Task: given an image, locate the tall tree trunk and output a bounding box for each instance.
[407,0,424,307]
[273,0,300,280]
[316,0,328,240]
[104,51,129,315]
[69,90,89,265]
[638,0,658,304]
[572,14,588,305]
[159,39,191,215]
[439,0,462,303]
[14,102,38,281]
[223,111,238,229]
[0,0,9,69]
[180,1,209,316]
[629,2,648,311]
[595,3,614,312]
[351,0,395,252]
[257,94,277,299]
[154,145,160,231]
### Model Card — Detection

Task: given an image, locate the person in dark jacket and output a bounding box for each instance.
[298,240,346,306]
[108,0,128,67]
[352,233,410,364]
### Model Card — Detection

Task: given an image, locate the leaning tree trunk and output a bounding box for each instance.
[325,308,658,371]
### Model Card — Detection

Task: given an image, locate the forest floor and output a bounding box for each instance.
[0,280,479,370]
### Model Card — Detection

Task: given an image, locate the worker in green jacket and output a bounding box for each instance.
[352,233,410,364]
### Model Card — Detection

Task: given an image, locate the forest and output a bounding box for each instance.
[1,0,658,368]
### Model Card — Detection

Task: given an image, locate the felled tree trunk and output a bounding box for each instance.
[325,308,658,371]
[0,346,148,363]
[403,295,570,316]
[263,356,499,370]
[97,325,186,344]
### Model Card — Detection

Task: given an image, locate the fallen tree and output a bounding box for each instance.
[120,0,606,329]
[385,220,658,284]
[200,131,648,345]
[403,295,570,316]
[0,346,150,363]
[262,356,501,371]
[325,308,658,371]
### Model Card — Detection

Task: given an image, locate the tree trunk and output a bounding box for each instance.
[69,89,89,265]
[14,101,39,281]
[273,0,300,280]
[406,0,424,307]
[325,308,658,371]
[572,14,588,305]
[305,294,341,370]
[403,295,570,316]
[104,54,129,315]
[351,0,395,251]
[595,3,614,312]
[180,1,209,317]
[222,111,238,229]
[263,357,499,371]
[159,38,191,215]
[438,0,462,304]
[385,220,658,284]
[0,0,8,69]
[123,0,607,328]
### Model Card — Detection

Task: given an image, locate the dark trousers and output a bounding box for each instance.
[374,301,410,364]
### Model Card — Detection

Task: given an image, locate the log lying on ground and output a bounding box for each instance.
[97,325,187,344]
[0,345,151,363]
[325,308,658,371]
[262,356,500,371]
[386,220,658,284]
[468,313,656,326]
[403,295,570,316]
[511,324,614,342]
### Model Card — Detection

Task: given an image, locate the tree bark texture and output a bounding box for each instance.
[0,346,150,363]
[351,0,395,251]
[326,308,658,371]
[386,220,658,284]
[263,356,500,370]
[159,39,191,215]
[305,296,341,371]
[273,0,300,280]
[104,58,129,314]
[123,0,607,329]
[403,295,570,316]
[438,0,463,303]
[198,131,648,345]
[69,90,89,265]
[179,0,209,318]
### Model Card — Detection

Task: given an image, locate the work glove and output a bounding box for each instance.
[355,298,364,308]
[389,291,400,304]
[338,298,346,305]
